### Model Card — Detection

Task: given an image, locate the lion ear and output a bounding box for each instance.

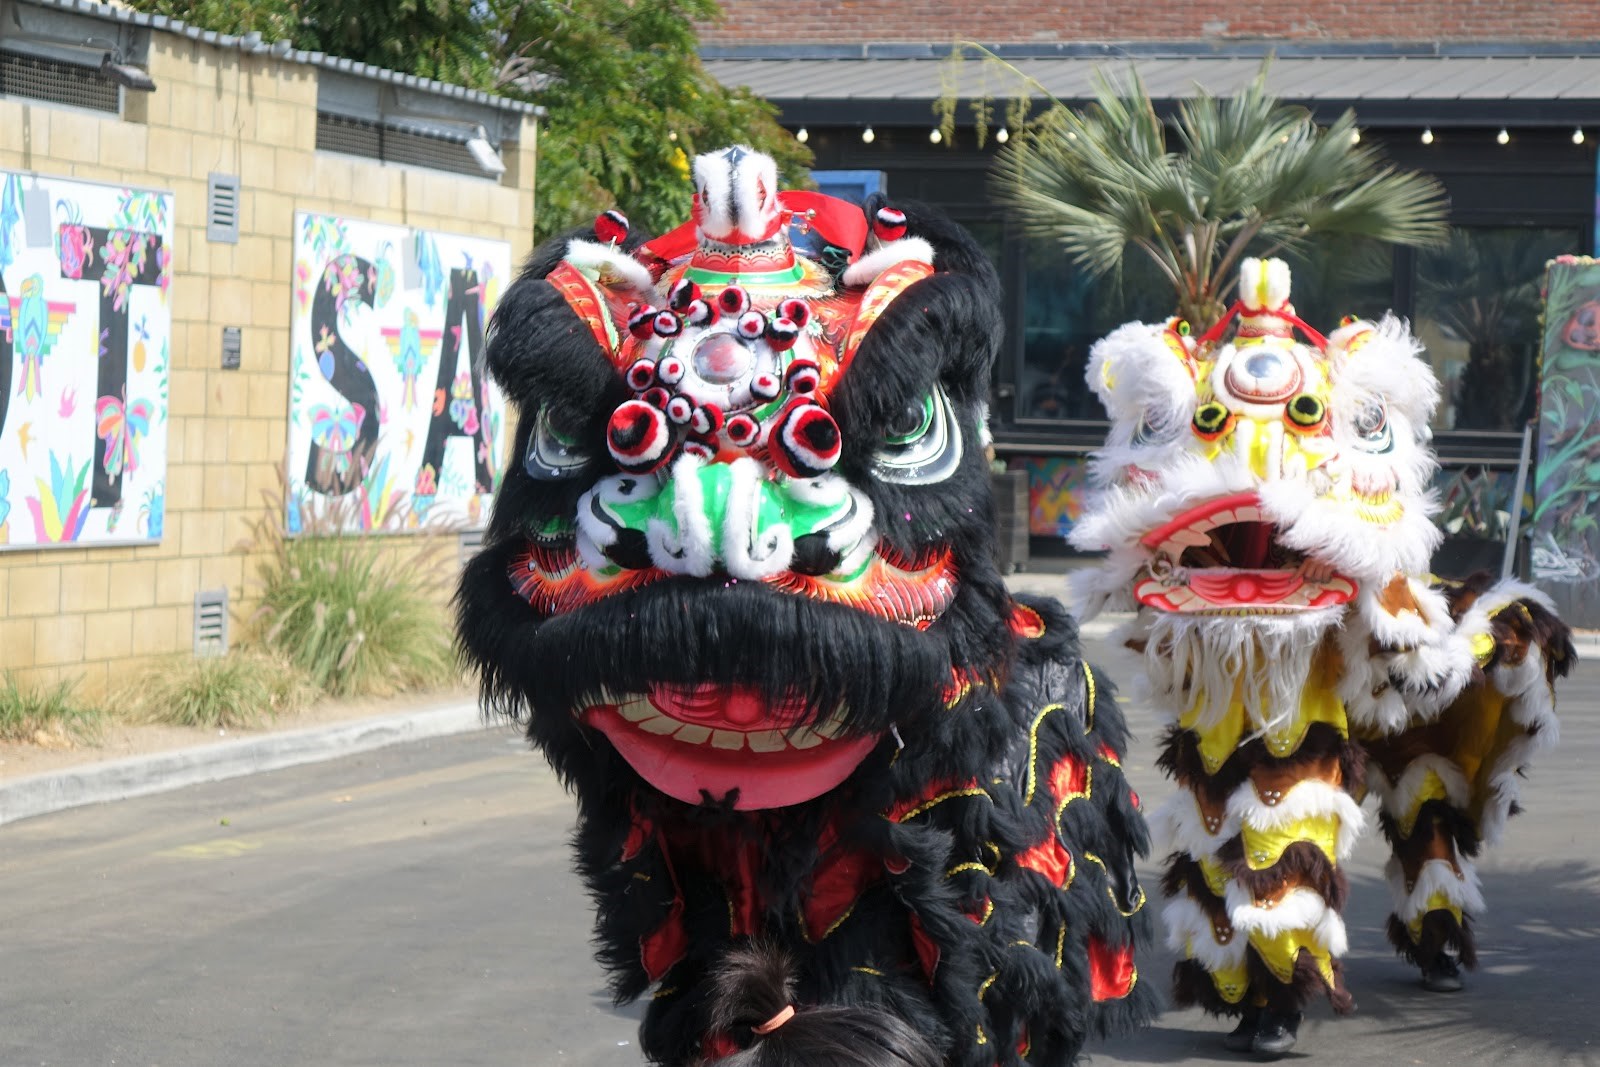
[1087,318,1198,426]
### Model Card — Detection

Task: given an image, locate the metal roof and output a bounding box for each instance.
[17,0,542,116]
[703,49,1600,126]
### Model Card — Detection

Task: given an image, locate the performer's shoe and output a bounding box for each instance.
[1250,1010,1301,1059]
[1222,1006,1261,1053]
[1421,952,1464,993]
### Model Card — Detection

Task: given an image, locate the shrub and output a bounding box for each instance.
[247,486,459,697]
[131,651,319,730]
[0,674,105,745]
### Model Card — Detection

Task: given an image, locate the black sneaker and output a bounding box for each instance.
[1421,952,1464,993]
[1250,1010,1302,1059]
[1223,1007,1261,1053]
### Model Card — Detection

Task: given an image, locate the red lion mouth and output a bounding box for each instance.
[582,685,882,809]
[1133,492,1357,614]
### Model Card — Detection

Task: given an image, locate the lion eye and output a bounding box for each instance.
[1350,401,1393,453]
[873,387,963,485]
[523,407,590,480]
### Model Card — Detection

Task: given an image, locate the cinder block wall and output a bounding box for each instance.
[0,32,536,699]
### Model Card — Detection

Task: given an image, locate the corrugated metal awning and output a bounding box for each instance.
[704,51,1600,126]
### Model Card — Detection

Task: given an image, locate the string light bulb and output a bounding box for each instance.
[1497,128,1510,145]
[929,127,942,144]
[1421,127,1434,145]
[1349,128,1361,145]
[1574,127,1587,145]
[996,127,1010,144]
[795,127,808,144]
[861,126,875,144]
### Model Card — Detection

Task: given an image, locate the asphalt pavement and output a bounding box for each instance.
[2,635,1597,1067]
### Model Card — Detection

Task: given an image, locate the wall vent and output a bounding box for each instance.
[315,111,492,179]
[206,173,240,244]
[458,527,485,570]
[193,588,230,657]
[0,51,119,114]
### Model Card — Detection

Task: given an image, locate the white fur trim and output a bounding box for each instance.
[1228,779,1367,862]
[1086,321,1197,436]
[691,149,736,240]
[721,456,794,580]
[1478,643,1560,847]
[646,454,716,577]
[1368,752,1472,816]
[1164,895,1248,971]
[563,239,659,297]
[1224,885,1349,956]
[1385,856,1485,922]
[841,238,934,287]
[1150,791,1233,858]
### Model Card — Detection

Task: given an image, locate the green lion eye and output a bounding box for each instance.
[885,394,935,446]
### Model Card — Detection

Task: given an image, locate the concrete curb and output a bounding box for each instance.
[0,701,491,827]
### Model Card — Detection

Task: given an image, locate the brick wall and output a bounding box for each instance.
[0,32,536,698]
[701,1,1600,44]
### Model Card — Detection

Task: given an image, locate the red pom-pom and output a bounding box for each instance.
[668,277,701,313]
[665,394,695,425]
[628,305,659,340]
[625,359,657,392]
[717,286,751,316]
[784,359,820,394]
[777,298,811,329]
[725,413,761,447]
[641,386,670,409]
[872,206,907,242]
[735,311,767,341]
[685,299,720,328]
[691,404,725,436]
[656,355,687,386]
[766,318,801,352]
[750,372,782,401]
[768,402,841,478]
[681,436,717,460]
[607,399,673,474]
[595,209,629,245]
[653,311,683,339]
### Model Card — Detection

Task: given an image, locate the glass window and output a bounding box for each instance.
[1415,227,1579,432]
[1017,241,1169,422]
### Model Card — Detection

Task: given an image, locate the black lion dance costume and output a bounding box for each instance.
[1071,258,1575,1058]
[457,146,1158,1065]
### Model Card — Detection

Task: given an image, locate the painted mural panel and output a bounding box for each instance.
[0,171,172,550]
[1531,255,1600,622]
[1012,455,1091,538]
[287,214,509,533]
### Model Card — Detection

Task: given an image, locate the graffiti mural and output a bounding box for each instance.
[1011,455,1091,538]
[287,214,509,533]
[1531,255,1600,622]
[0,171,172,550]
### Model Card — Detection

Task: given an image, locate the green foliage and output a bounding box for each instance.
[124,0,812,244]
[248,495,457,698]
[131,651,319,730]
[0,674,105,745]
[944,47,1449,328]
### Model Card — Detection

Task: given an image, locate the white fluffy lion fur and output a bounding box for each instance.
[1223,884,1350,955]
[841,238,934,288]
[1385,855,1486,921]
[1367,752,1473,816]
[1153,778,1366,861]
[563,238,661,298]
[1163,895,1249,972]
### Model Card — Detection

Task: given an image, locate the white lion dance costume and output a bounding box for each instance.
[1071,258,1574,1058]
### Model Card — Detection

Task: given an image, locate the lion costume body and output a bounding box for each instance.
[457,146,1157,1066]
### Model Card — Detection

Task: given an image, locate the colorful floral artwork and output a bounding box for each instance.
[1532,256,1600,615]
[0,172,171,550]
[287,213,508,533]
[1014,455,1092,538]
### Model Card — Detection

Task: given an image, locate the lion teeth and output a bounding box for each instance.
[746,730,788,753]
[618,699,656,723]
[638,715,682,736]
[711,730,746,751]
[788,728,824,750]
[674,724,712,744]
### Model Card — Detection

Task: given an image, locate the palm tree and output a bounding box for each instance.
[974,60,1449,329]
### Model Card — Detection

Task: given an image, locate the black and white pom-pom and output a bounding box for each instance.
[607,399,673,474]
[750,372,782,402]
[664,394,694,425]
[725,413,761,447]
[652,311,683,339]
[765,317,801,352]
[628,305,659,340]
[690,403,725,436]
[594,209,629,246]
[625,359,657,392]
[735,311,768,342]
[777,298,811,329]
[717,285,752,316]
[668,277,701,313]
[768,402,841,478]
[685,299,720,328]
[872,206,908,242]
[641,386,670,409]
[656,355,687,387]
[783,359,820,395]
